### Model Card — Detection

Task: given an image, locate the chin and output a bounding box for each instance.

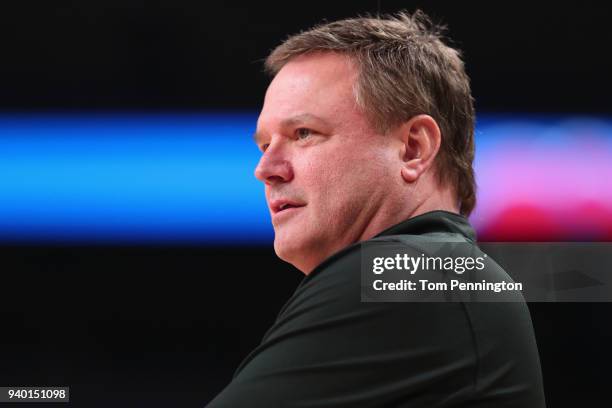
[273,235,297,263]
[273,232,312,271]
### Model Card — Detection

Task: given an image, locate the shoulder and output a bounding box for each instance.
[265,236,475,353]
[221,236,544,407]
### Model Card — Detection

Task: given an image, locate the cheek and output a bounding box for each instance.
[310,165,367,219]
[301,156,350,198]
[296,143,394,210]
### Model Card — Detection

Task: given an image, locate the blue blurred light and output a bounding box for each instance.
[0,113,272,244]
[0,113,610,244]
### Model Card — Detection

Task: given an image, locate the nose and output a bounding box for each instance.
[254,142,294,185]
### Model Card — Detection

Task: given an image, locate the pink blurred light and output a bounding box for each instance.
[471,119,612,241]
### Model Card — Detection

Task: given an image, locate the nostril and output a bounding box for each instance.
[266,175,286,185]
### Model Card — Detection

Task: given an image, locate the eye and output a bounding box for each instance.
[260,143,269,152]
[296,128,313,140]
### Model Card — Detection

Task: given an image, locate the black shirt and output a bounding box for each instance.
[206,211,546,407]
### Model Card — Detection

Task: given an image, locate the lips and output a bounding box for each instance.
[270,199,306,215]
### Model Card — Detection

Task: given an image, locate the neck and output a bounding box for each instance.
[358,184,459,243]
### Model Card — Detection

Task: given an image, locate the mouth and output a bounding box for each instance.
[270,199,306,215]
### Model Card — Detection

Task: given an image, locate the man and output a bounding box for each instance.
[207,11,545,407]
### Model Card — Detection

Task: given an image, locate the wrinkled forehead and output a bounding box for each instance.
[258,53,360,129]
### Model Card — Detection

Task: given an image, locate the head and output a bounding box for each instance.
[254,10,476,273]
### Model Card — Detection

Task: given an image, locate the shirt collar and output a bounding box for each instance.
[373,210,477,243]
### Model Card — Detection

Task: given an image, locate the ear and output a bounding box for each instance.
[397,114,442,183]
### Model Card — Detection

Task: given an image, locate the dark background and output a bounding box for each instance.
[0,1,610,407]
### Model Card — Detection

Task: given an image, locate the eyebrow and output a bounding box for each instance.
[253,113,330,146]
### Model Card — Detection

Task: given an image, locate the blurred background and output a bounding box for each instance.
[0,1,610,406]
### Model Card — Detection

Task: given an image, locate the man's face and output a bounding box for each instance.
[254,52,402,273]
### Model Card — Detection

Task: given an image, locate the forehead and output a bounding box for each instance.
[258,53,361,130]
